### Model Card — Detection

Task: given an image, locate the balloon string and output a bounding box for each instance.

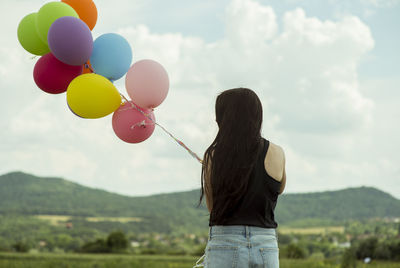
[119,92,203,165]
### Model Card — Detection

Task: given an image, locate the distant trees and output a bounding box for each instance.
[80,230,128,253]
[80,238,109,253]
[1,210,400,261]
[340,247,357,268]
[283,243,306,259]
[12,241,30,253]
[0,237,11,252]
[348,236,400,261]
[355,237,378,259]
[106,231,128,252]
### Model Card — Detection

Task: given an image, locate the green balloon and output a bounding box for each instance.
[36,2,79,44]
[17,13,50,56]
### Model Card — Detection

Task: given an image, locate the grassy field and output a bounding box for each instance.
[0,253,399,268]
[278,226,345,235]
[34,214,345,234]
[34,215,143,226]
[34,215,73,226]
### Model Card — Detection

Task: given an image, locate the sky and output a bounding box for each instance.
[1,0,399,198]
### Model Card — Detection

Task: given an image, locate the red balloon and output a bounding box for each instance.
[112,101,155,143]
[33,53,82,94]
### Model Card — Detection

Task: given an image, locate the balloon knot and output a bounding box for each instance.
[130,120,147,129]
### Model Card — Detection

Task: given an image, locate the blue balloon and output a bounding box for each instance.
[90,33,132,80]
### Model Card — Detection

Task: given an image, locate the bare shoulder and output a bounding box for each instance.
[264,141,285,182]
[269,142,285,161]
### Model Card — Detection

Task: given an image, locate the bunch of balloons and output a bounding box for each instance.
[17,0,169,144]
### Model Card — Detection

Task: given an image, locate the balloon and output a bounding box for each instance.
[67,73,122,118]
[67,101,85,118]
[36,2,79,44]
[82,60,93,74]
[61,0,97,30]
[112,101,155,143]
[17,13,50,55]
[33,53,82,94]
[125,59,169,109]
[90,33,132,81]
[48,16,93,66]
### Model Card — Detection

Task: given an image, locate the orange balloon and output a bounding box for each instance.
[61,0,97,30]
[82,61,93,74]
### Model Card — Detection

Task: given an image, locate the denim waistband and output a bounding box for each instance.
[209,225,277,238]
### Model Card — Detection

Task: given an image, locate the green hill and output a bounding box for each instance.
[276,187,400,226]
[1,171,400,232]
[0,172,207,233]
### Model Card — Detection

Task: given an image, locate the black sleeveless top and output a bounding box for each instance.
[209,138,281,228]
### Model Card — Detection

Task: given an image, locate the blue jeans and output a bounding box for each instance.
[193,225,279,268]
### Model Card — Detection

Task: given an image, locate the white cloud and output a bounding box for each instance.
[119,5,375,136]
[225,0,278,45]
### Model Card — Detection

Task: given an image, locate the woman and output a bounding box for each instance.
[194,88,286,268]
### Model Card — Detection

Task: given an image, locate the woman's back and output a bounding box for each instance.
[208,138,285,228]
[197,143,286,267]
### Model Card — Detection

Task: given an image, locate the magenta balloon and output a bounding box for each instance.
[33,53,83,94]
[48,16,93,66]
[125,59,169,109]
[112,101,155,143]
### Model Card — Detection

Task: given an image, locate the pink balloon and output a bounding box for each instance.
[125,59,169,109]
[112,101,155,143]
[33,53,82,94]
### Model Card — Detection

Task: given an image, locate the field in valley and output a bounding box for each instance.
[1,253,400,268]
[278,226,345,235]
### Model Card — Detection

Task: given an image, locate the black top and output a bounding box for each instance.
[209,138,281,228]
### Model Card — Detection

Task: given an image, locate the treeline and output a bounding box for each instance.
[79,231,128,253]
[0,215,207,255]
[9,231,130,254]
[276,232,346,260]
[341,237,400,268]
[353,237,400,260]
[345,219,400,262]
[276,219,400,264]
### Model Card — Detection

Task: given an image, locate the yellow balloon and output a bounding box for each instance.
[67,74,122,118]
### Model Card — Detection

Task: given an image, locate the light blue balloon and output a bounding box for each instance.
[90,33,132,81]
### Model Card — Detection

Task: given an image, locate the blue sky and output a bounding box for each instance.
[1,0,399,198]
[97,0,400,78]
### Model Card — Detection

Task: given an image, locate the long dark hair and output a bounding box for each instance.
[197,88,263,224]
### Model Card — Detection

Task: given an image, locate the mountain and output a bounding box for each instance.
[0,172,207,233]
[276,187,400,226]
[1,171,400,232]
